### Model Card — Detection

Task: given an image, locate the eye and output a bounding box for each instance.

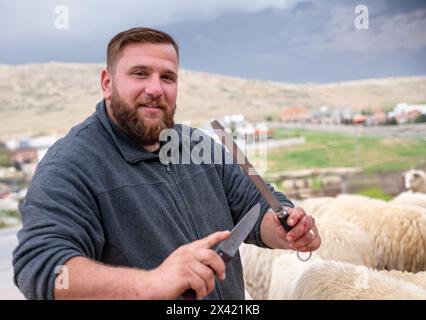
[161,74,176,83]
[133,71,147,77]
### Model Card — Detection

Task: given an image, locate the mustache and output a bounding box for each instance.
[136,98,168,109]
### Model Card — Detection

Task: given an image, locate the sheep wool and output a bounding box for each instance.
[314,214,377,268]
[268,254,426,300]
[317,194,426,272]
[391,191,426,210]
[240,244,286,300]
[240,213,377,299]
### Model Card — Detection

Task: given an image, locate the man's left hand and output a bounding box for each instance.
[260,207,321,252]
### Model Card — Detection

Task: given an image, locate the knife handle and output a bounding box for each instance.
[213,245,233,263]
[182,289,197,300]
[278,209,293,233]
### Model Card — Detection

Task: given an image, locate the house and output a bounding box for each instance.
[11,148,38,165]
[280,107,310,123]
[6,135,59,165]
[352,114,367,124]
[372,109,387,125]
[311,106,335,125]
[392,103,426,124]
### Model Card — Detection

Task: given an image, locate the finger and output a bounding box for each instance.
[286,207,305,227]
[186,272,207,300]
[297,234,321,252]
[289,227,316,250]
[189,263,216,299]
[287,214,312,242]
[294,225,321,251]
[192,231,231,249]
[195,248,227,281]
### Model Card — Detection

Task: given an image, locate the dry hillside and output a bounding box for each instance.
[1,62,425,139]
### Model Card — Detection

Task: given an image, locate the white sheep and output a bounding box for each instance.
[301,195,387,218]
[314,214,377,268]
[268,253,426,300]
[391,191,426,210]
[387,269,426,290]
[304,194,426,271]
[240,213,377,299]
[302,194,426,272]
[403,169,426,193]
[240,244,285,300]
[298,197,334,217]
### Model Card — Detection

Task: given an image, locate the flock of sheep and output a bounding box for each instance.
[241,169,426,300]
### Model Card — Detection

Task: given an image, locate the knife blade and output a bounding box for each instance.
[212,202,260,262]
[210,119,292,232]
[182,202,260,299]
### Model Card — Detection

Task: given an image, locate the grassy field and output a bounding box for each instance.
[0,145,10,167]
[0,209,21,228]
[356,187,394,201]
[267,129,426,174]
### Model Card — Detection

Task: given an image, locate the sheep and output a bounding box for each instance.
[243,193,426,298]
[403,169,426,193]
[300,195,387,219]
[309,194,426,272]
[314,214,377,268]
[298,197,335,217]
[240,244,286,300]
[391,191,426,210]
[268,253,426,300]
[387,270,426,290]
[240,213,377,299]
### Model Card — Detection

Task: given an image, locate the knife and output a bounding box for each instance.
[210,120,292,232]
[182,202,261,299]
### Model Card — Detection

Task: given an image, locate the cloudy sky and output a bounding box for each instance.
[1,0,425,82]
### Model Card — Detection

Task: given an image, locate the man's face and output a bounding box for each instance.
[103,42,178,147]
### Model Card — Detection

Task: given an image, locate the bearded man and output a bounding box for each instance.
[13,27,320,300]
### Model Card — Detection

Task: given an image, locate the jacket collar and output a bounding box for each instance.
[96,99,181,164]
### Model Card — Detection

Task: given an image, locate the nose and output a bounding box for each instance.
[145,75,163,99]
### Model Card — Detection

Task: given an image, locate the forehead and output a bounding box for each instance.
[116,42,178,73]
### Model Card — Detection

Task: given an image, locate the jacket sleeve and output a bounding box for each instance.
[12,162,105,300]
[216,144,294,248]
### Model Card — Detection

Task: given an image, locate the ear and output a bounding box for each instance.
[100,69,112,100]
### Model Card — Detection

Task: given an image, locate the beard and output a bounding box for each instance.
[110,88,175,147]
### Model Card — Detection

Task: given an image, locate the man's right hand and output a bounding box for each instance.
[145,230,230,300]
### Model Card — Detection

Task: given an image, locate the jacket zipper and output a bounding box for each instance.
[163,164,200,240]
[164,163,224,300]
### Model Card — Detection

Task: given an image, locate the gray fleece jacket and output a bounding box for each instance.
[13,100,293,300]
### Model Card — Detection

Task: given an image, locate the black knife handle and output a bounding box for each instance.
[278,208,293,233]
[213,246,233,264]
[181,246,232,300]
[182,289,197,300]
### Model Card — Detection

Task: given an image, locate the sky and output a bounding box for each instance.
[1,0,426,83]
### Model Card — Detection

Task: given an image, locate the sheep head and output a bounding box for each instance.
[403,169,426,193]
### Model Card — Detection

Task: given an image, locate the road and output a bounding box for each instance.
[0,226,24,299]
[269,122,426,140]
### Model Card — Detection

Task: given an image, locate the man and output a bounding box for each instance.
[13,27,320,300]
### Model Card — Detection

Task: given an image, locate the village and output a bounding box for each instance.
[279,102,426,125]
[1,101,425,229]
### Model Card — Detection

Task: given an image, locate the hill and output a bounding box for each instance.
[0,63,425,139]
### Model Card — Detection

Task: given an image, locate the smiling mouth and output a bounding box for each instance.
[139,104,163,110]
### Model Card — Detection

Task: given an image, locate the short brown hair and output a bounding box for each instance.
[106,27,179,72]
